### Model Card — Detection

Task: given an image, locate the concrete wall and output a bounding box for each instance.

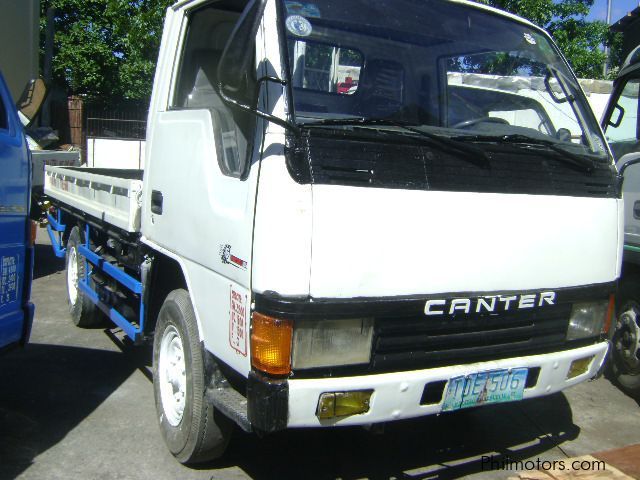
[87,139,146,169]
[0,0,39,102]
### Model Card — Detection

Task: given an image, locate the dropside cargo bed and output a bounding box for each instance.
[44,166,143,233]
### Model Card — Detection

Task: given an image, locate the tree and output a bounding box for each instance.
[472,0,620,79]
[41,0,173,104]
[45,0,621,105]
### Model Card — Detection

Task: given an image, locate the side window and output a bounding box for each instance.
[172,5,257,178]
[606,79,640,159]
[0,93,8,130]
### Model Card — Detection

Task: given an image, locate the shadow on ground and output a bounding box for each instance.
[200,392,579,480]
[0,341,150,479]
[0,335,579,480]
[9,235,581,479]
[33,242,64,280]
[604,366,640,407]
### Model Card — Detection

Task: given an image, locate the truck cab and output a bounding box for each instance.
[45,0,621,463]
[0,71,34,353]
[601,46,640,395]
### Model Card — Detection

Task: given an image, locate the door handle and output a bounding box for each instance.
[634,201,640,220]
[151,190,163,215]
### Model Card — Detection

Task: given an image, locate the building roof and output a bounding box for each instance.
[611,6,640,32]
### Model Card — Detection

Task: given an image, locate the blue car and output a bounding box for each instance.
[0,71,34,353]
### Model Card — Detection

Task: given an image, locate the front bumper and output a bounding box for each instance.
[283,342,608,428]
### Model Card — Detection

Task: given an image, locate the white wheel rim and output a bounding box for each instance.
[67,246,79,306]
[159,325,187,426]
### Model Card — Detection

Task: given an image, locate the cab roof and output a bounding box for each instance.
[619,45,640,79]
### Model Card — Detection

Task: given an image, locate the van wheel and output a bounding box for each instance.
[153,289,232,464]
[66,226,101,328]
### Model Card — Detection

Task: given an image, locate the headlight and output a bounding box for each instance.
[292,318,374,369]
[567,301,608,340]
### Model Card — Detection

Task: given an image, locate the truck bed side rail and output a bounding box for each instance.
[50,208,146,343]
[77,223,145,342]
[44,166,143,233]
[46,209,66,258]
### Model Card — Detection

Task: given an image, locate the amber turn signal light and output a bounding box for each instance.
[251,312,293,376]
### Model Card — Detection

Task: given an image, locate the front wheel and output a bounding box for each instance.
[153,289,233,464]
[611,300,640,396]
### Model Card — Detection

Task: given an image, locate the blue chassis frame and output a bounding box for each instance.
[48,209,145,342]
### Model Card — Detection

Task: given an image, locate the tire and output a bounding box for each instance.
[153,289,233,464]
[66,226,102,328]
[610,281,640,397]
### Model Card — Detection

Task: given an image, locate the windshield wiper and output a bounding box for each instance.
[452,133,597,173]
[305,117,491,169]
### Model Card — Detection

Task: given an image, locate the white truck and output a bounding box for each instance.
[601,46,640,397]
[44,0,622,464]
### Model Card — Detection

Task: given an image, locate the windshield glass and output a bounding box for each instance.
[280,0,607,158]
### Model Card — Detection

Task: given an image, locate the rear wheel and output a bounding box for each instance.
[66,226,101,328]
[153,289,232,464]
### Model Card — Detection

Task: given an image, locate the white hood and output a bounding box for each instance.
[309,185,621,298]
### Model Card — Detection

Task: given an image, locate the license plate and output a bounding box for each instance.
[441,368,528,412]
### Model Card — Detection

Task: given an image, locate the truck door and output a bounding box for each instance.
[604,75,640,250]
[0,72,32,351]
[142,3,262,374]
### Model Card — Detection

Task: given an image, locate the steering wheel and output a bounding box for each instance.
[452,116,510,129]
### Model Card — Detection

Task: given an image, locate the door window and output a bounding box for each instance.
[172,5,256,178]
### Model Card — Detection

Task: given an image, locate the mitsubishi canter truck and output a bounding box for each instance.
[44,0,622,463]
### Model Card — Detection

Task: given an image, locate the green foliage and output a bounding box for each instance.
[550,19,610,78]
[41,0,173,103]
[605,31,625,79]
[45,0,620,104]
[472,0,615,79]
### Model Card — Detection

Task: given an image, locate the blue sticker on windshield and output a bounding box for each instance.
[286,15,313,37]
[285,1,321,18]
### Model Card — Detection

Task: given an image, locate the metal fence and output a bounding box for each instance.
[85,107,148,141]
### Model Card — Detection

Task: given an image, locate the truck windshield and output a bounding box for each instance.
[280,0,607,159]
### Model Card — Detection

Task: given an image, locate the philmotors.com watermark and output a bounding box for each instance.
[481,455,606,472]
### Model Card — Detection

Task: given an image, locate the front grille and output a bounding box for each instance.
[255,283,613,378]
[372,304,572,371]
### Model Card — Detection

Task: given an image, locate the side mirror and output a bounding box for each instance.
[217,0,268,100]
[556,128,572,142]
[17,78,48,127]
[544,69,574,105]
[607,104,625,129]
[216,0,299,135]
